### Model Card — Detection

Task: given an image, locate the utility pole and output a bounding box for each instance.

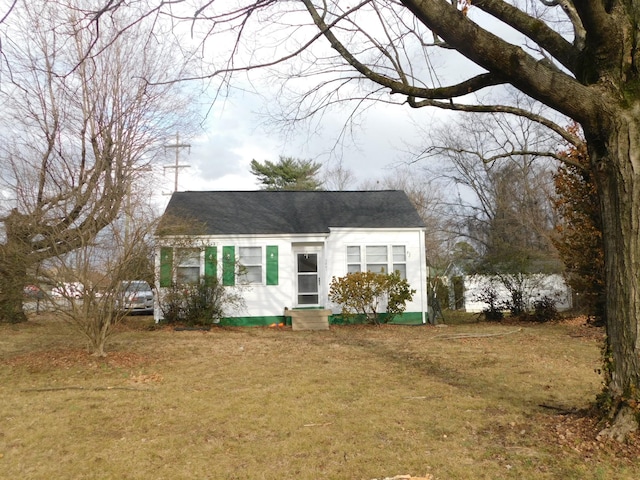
[164,132,191,193]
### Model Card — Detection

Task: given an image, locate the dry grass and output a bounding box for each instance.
[1,314,638,479]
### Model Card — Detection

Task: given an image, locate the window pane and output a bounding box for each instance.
[297,254,317,273]
[239,247,261,264]
[392,264,406,279]
[243,265,262,284]
[366,246,387,263]
[366,264,387,274]
[347,246,360,262]
[347,264,361,273]
[298,275,317,293]
[177,266,200,284]
[298,294,318,305]
[392,246,406,262]
[177,248,200,267]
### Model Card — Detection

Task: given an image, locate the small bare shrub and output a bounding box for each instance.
[160,278,245,326]
[474,285,505,321]
[531,295,560,322]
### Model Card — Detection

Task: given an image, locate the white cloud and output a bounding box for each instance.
[154,90,445,200]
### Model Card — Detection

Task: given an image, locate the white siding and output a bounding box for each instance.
[155,227,428,322]
[326,228,428,320]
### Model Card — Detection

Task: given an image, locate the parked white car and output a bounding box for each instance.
[119,280,154,315]
[51,282,84,298]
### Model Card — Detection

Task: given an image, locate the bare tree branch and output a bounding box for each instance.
[474,0,579,71]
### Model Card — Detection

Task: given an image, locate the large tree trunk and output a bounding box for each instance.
[0,210,32,323]
[0,256,28,323]
[590,110,640,440]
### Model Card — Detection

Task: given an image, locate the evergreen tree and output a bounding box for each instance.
[250,156,323,190]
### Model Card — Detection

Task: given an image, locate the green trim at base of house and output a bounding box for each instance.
[219,311,428,327]
[218,316,285,327]
[329,311,425,325]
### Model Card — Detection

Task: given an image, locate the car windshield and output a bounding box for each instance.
[123,281,151,293]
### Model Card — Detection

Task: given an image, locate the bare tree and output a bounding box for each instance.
[361,166,452,269]
[0,0,196,323]
[423,111,561,274]
[42,216,156,357]
[68,0,640,438]
[322,163,357,191]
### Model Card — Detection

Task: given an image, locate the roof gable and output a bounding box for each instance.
[157,190,425,236]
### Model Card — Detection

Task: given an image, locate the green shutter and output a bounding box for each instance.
[160,247,173,287]
[204,246,217,281]
[266,245,278,285]
[222,246,235,286]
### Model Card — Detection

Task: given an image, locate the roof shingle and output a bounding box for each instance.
[158,190,425,235]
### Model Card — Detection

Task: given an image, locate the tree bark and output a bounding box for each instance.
[589,110,640,438]
[0,256,28,323]
[0,210,33,323]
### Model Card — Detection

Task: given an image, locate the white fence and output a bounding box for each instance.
[462,274,572,313]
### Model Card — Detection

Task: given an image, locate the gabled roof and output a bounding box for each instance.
[157,190,425,236]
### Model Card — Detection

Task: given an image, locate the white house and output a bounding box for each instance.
[154,190,429,326]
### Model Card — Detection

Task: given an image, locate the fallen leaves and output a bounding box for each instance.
[1,348,152,371]
[535,409,640,463]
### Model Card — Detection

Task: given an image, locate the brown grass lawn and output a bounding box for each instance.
[1,314,639,479]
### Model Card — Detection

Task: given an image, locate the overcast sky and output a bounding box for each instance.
[138,3,538,211]
[150,85,450,209]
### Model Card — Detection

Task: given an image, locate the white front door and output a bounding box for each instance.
[295,250,321,306]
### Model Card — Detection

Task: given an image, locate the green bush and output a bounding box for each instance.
[329,271,415,325]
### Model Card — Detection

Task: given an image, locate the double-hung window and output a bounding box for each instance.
[366,246,388,273]
[239,246,262,284]
[347,246,361,273]
[176,248,201,284]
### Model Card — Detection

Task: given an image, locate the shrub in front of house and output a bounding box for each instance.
[160,284,185,324]
[329,271,415,325]
[160,277,245,326]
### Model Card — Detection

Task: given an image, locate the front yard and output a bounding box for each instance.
[0,315,638,479]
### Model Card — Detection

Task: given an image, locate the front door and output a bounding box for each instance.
[296,252,320,306]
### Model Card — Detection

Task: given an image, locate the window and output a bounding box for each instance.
[347,246,361,273]
[392,245,407,279]
[346,244,407,279]
[176,248,201,284]
[239,246,262,284]
[366,245,388,273]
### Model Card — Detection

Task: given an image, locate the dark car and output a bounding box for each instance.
[119,280,154,315]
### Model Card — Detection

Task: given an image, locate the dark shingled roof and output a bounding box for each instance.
[158,190,425,236]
